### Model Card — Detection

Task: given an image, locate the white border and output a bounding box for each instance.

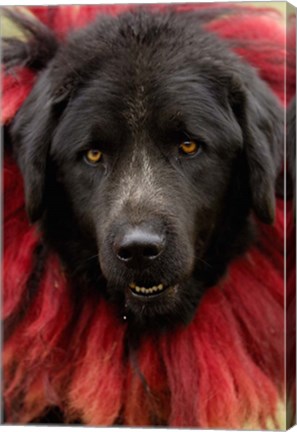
[1,1,296,432]
[0,0,294,6]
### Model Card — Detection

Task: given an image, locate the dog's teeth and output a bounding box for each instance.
[130,283,166,295]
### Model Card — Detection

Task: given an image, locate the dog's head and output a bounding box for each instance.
[7,9,283,328]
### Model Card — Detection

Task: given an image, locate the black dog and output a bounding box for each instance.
[5,7,283,330]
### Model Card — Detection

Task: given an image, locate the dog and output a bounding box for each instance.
[3,5,286,426]
[5,6,283,329]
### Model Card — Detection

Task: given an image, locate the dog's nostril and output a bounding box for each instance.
[143,245,160,258]
[117,244,160,262]
[114,227,165,267]
[117,247,133,261]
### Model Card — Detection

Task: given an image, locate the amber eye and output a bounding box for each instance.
[84,149,102,164]
[179,140,199,156]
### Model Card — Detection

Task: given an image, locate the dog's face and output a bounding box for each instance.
[10,10,283,328]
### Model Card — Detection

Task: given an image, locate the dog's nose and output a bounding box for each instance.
[114,226,165,268]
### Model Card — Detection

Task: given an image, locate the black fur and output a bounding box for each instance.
[5,7,283,329]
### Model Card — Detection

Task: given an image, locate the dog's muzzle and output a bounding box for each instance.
[112,222,175,301]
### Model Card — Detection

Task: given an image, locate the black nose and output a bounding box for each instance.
[114,226,165,268]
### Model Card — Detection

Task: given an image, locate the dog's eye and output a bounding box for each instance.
[179,140,199,156]
[84,149,102,165]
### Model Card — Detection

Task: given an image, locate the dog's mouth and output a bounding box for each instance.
[127,282,178,300]
[121,278,199,327]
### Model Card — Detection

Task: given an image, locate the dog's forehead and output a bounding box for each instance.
[56,10,222,93]
[50,12,244,156]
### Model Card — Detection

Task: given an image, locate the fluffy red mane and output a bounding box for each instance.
[3,4,294,428]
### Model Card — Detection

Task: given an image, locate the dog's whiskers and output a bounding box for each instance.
[194,254,212,268]
[84,254,99,263]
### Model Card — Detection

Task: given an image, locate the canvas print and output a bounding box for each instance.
[2,2,296,429]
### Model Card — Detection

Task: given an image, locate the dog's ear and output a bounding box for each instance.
[3,9,80,222]
[2,8,58,71]
[229,72,283,224]
[10,69,80,223]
